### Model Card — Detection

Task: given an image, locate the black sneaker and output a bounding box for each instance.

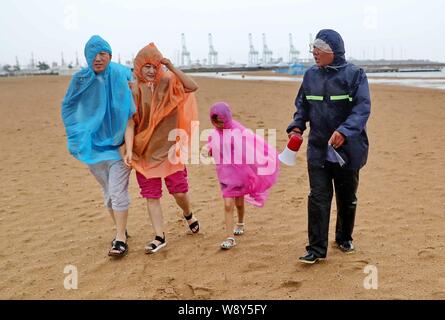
[298,252,326,264]
[338,241,355,254]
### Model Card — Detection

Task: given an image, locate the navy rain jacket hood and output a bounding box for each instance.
[316,29,346,67]
[287,29,371,170]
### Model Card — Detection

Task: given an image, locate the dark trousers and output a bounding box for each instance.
[306,162,359,257]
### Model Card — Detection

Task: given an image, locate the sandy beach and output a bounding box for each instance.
[0,74,444,300]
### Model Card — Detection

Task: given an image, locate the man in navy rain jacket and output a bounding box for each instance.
[287,29,371,264]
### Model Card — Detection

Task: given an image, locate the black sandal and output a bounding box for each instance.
[108,240,128,257]
[184,212,200,234]
[111,230,130,246]
[145,234,166,254]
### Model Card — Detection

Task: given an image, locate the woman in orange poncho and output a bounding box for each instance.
[125,43,200,254]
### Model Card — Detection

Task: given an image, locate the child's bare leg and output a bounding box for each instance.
[221,198,237,249]
[235,196,245,223]
[234,197,245,235]
[146,199,165,242]
[224,198,235,238]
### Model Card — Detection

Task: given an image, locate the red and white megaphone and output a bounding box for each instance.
[278,134,303,166]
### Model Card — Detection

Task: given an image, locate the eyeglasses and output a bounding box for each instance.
[309,43,333,54]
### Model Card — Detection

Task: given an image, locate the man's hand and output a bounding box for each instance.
[328,131,345,149]
[288,128,302,139]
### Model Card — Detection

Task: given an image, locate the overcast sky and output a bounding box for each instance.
[1,0,444,67]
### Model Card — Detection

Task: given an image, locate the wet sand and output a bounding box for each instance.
[0,75,444,299]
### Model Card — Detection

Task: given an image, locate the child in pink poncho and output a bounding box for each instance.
[207,102,280,249]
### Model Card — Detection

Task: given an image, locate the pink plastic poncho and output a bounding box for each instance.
[208,102,279,207]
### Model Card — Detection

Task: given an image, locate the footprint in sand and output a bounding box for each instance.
[432,291,445,299]
[155,287,178,299]
[417,248,436,259]
[171,283,194,298]
[242,262,268,272]
[251,243,276,252]
[342,260,370,271]
[280,280,303,291]
[187,284,214,299]
[22,237,33,244]
[290,196,303,205]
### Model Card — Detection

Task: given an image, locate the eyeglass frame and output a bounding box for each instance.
[309,43,334,54]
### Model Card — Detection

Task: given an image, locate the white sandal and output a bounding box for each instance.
[233,223,245,236]
[145,234,166,254]
[220,237,236,250]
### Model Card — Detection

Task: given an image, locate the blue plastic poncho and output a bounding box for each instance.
[61,35,135,165]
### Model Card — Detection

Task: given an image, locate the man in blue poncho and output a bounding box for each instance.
[62,35,136,258]
[287,29,371,264]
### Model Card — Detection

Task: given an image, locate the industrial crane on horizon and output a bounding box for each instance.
[248,33,259,65]
[289,33,300,64]
[262,33,273,64]
[181,33,191,67]
[208,33,218,66]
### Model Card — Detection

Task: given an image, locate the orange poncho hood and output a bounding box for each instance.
[133,43,164,84]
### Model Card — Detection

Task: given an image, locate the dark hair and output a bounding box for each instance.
[211,114,219,122]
